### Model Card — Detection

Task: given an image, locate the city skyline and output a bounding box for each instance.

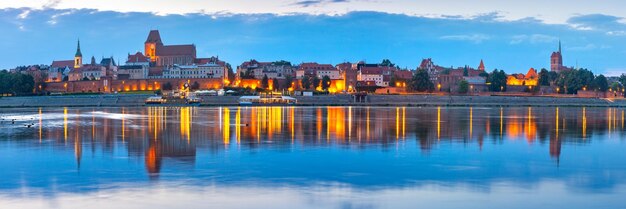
[2,2,626,75]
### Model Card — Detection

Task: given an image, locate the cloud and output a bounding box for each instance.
[0,8,625,74]
[510,34,558,44]
[17,9,29,19]
[606,31,626,36]
[567,14,626,33]
[567,44,610,51]
[42,0,62,9]
[47,10,73,25]
[2,0,626,25]
[439,34,491,44]
[292,0,349,8]
[602,68,626,77]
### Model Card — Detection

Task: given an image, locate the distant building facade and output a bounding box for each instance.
[237,60,295,80]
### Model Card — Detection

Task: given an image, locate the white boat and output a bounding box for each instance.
[186,96,202,105]
[145,96,166,104]
[238,95,297,105]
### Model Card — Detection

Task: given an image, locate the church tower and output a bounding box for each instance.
[478,59,485,71]
[145,30,163,63]
[550,40,563,72]
[74,39,83,69]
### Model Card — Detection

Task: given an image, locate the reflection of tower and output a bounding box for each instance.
[144,107,197,177]
[145,143,162,177]
[74,39,83,69]
[549,138,561,166]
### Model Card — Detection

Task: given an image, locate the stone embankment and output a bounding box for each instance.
[0,94,625,108]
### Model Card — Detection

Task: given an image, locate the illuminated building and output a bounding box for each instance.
[507,68,538,86]
[237,60,295,80]
[74,40,83,69]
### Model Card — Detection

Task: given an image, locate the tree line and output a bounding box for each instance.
[408,67,619,94]
[0,71,35,96]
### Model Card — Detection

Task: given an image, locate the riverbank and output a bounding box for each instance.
[1,94,625,108]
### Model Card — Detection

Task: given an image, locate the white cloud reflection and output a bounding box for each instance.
[1,181,624,209]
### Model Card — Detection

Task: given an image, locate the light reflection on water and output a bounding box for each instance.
[1,106,625,209]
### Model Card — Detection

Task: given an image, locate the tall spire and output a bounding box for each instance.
[558,40,561,54]
[478,59,485,71]
[75,39,83,57]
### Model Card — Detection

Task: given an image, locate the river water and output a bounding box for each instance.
[0,106,625,209]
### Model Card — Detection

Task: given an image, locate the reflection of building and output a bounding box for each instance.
[34,106,620,173]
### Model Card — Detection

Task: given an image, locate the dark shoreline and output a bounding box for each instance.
[1,94,626,108]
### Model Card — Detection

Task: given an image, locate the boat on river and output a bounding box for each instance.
[145,96,167,105]
[238,95,297,106]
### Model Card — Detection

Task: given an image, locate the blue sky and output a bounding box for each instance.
[1,0,626,75]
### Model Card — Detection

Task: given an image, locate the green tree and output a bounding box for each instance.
[261,74,269,89]
[487,69,507,92]
[590,74,608,92]
[0,71,34,95]
[463,67,469,76]
[380,59,395,67]
[190,81,200,90]
[82,76,90,81]
[409,69,433,92]
[272,60,292,66]
[538,68,551,86]
[162,82,173,91]
[389,75,397,87]
[548,71,558,83]
[312,76,320,90]
[321,75,331,90]
[284,75,293,90]
[555,69,595,94]
[458,80,469,94]
[301,76,311,90]
[610,82,623,92]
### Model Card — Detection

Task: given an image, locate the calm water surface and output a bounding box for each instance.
[1,106,625,209]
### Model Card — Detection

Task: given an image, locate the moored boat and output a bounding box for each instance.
[238,95,297,106]
[145,96,167,105]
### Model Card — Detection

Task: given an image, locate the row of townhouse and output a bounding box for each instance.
[236,60,414,89]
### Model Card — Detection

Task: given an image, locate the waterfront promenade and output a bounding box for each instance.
[1,94,625,107]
